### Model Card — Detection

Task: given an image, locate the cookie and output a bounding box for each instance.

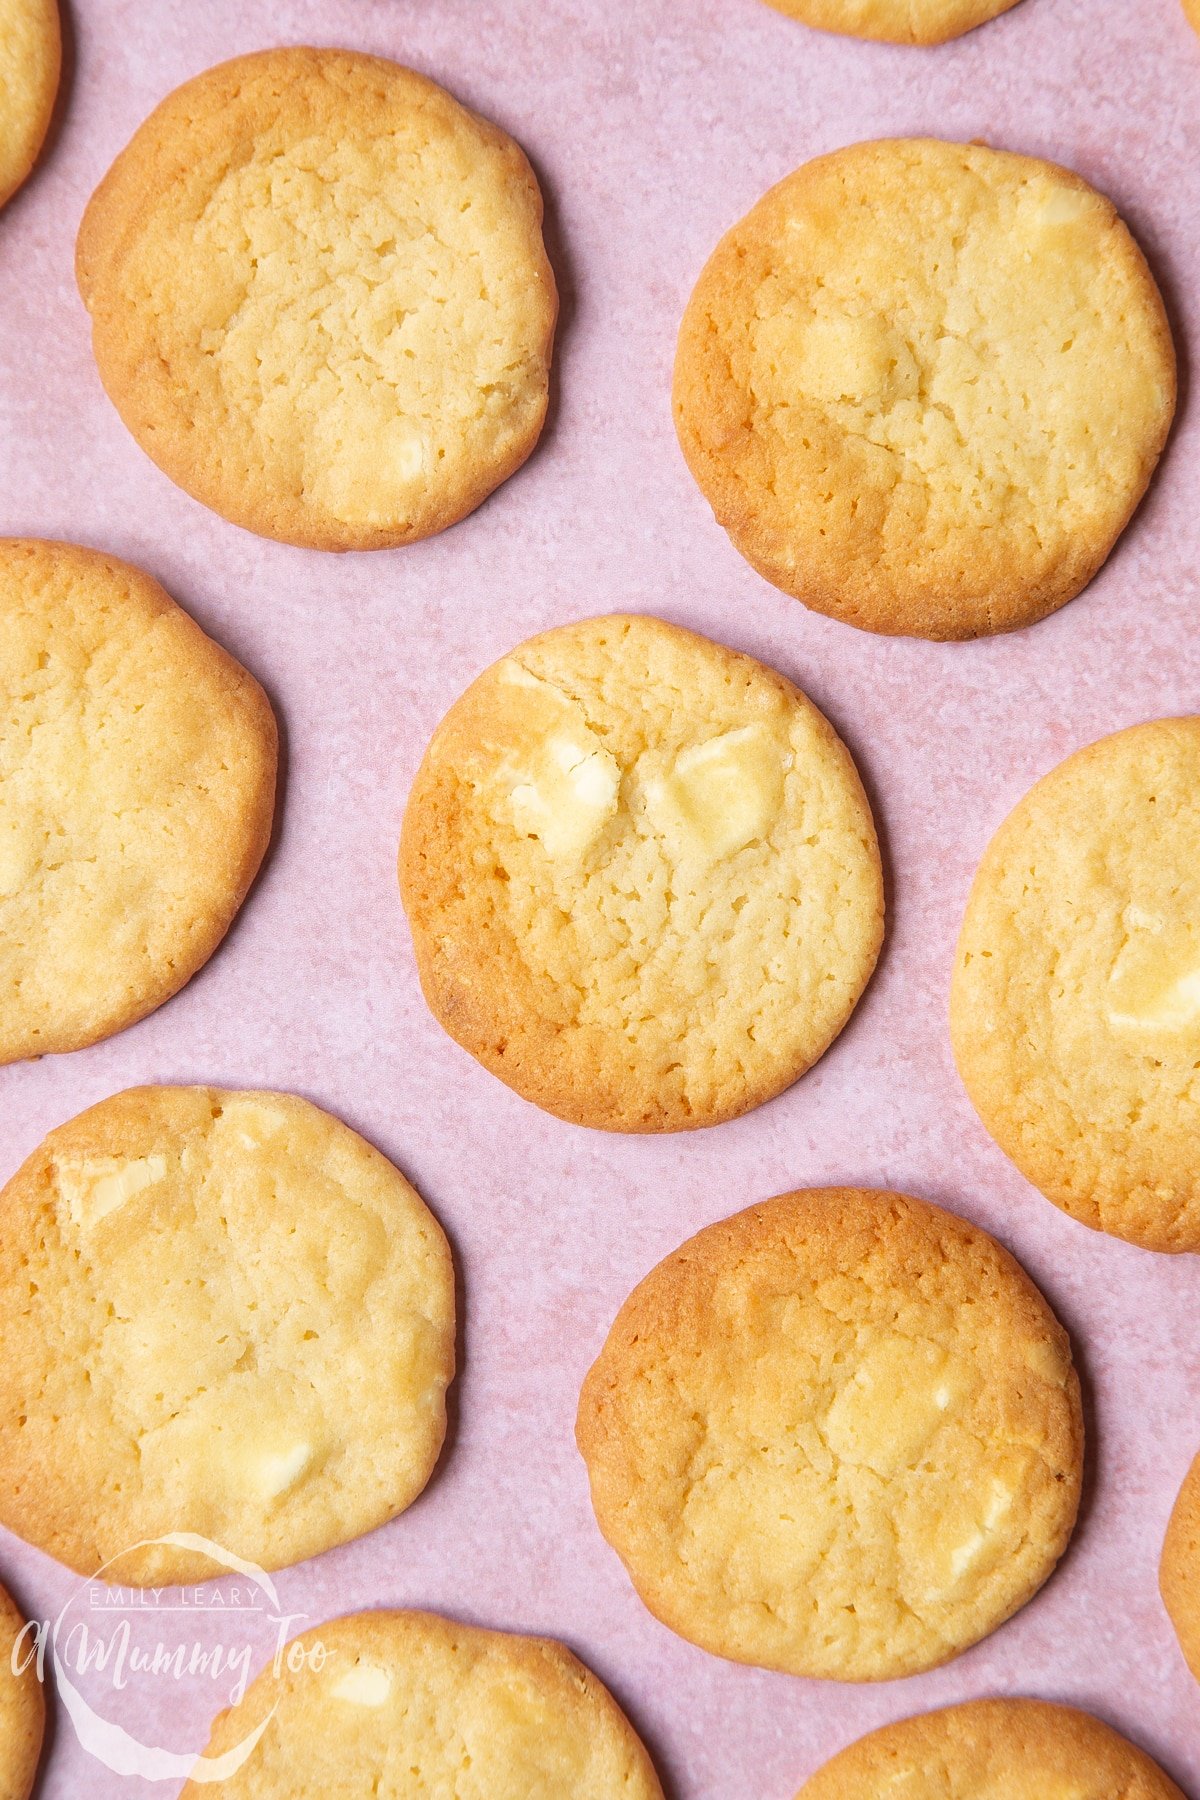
[0,540,276,1064]
[576,1188,1082,1681]
[1185,0,1200,38]
[795,1699,1185,1799]
[0,0,60,211]
[0,1581,43,1800]
[1161,1449,1200,1682]
[673,138,1175,640]
[951,718,1200,1255]
[182,1609,664,1799]
[399,614,883,1132]
[761,0,1020,44]
[0,1087,456,1584]
[76,49,557,550]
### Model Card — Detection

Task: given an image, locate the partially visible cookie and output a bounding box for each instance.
[1161,1449,1200,1683]
[0,0,60,210]
[761,0,1020,44]
[0,539,277,1064]
[0,1087,456,1584]
[795,1699,1185,1799]
[76,48,557,549]
[1185,0,1200,39]
[673,138,1175,639]
[576,1188,1082,1680]
[181,1610,665,1798]
[0,1581,43,1800]
[951,718,1200,1254]
[399,614,883,1131]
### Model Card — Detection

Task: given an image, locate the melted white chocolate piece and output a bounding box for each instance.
[644,724,786,864]
[824,1337,970,1478]
[331,1660,393,1707]
[57,1155,168,1228]
[1107,911,1200,1032]
[509,728,620,859]
[251,1440,314,1500]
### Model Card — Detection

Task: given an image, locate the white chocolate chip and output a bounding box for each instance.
[331,1660,392,1707]
[824,1337,970,1478]
[218,1099,289,1150]
[56,1154,168,1229]
[508,729,620,859]
[949,1479,1014,1578]
[643,724,787,865]
[251,1440,313,1500]
[1107,913,1200,1032]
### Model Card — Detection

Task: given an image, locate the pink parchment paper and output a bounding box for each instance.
[2,0,1199,1792]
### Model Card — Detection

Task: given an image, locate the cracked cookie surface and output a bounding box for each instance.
[0,1580,42,1800]
[576,1188,1082,1680]
[761,0,1020,45]
[0,0,59,210]
[398,614,883,1132]
[76,48,557,549]
[0,539,277,1064]
[182,1610,664,1799]
[1161,1449,1200,1683]
[0,1087,456,1584]
[795,1699,1185,1799]
[951,718,1200,1254]
[673,138,1175,639]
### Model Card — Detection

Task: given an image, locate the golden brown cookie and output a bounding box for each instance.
[577,1188,1083,1681]
[0,1087,456,1584]
[0,1581,43,1800]
[761,0,1021,44]
[673,138,1175,640]
[0,539,277,1064]
[76,48,557,549]
[1185,0,1200,38]
[1161,1449,1200,1683]
[182,1610,665,1799]
[951,718,1200,1254]
[795,1699,1185,1799]
[0,0,60,210]
[399,614,883,1132]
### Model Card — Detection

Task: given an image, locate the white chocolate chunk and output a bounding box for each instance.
[509,729,620,859]
[251,1440,313,1500]
[57,1154,168,1228]
[824,1337,970,1478]
[1107,912,1200,1032]
[766,309,917,411]
[949,1480,1014,1578]
[218,1098,290,1150]
[1031,183,1096,228]
[331,1660,393,1706]
[643,723,787,864]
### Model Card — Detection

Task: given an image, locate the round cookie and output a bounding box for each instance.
[76,49,557,550]
[761,0,1021,45]
[182,1611,664,1797]
[1185,0,1200,39]
[673,138,1175,640]
[795,1699,1186,1799]
[0,1087,456,1584]
[0,0,60,211]
[0,540,277,1064]
[951,718,1200,1255]
[0,1581,43,1800]
[1161,1449,1200,1683]
[399,614,883,1132]
[576,1188,1082,1681]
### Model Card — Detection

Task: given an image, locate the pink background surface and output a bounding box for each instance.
[2,0,1199,1792]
